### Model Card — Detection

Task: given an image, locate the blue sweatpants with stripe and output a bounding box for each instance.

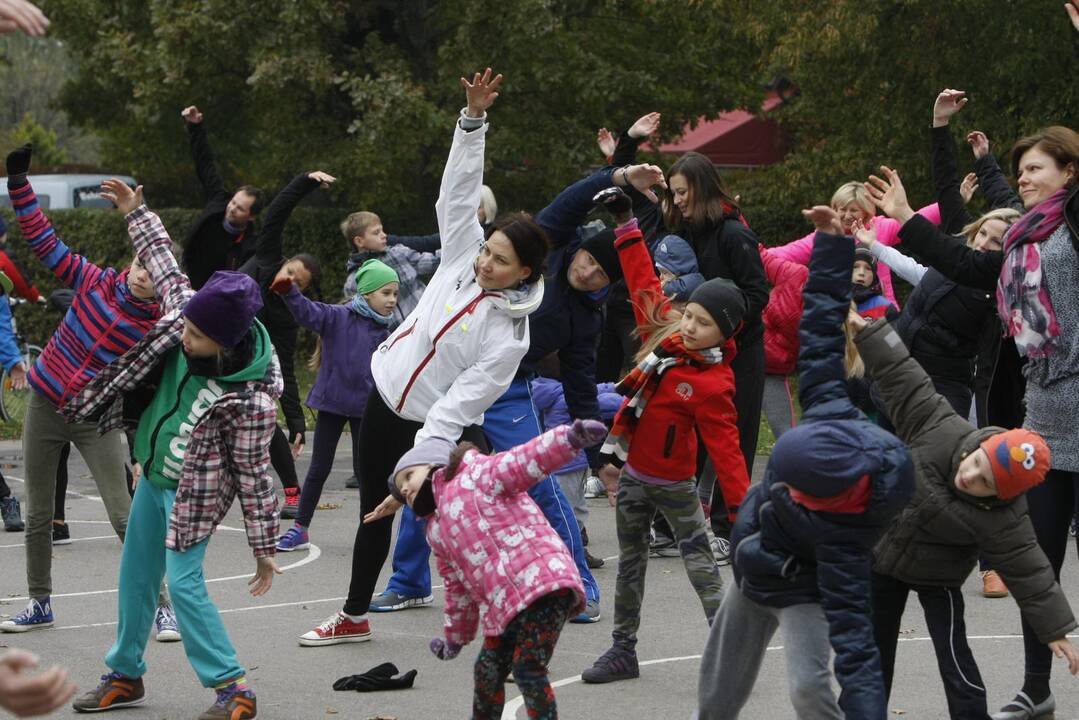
[385,377,600,603]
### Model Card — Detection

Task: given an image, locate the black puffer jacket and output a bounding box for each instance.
[732,232,914,720]
[856,318,1077,644]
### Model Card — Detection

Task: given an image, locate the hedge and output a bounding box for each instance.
[0,205,352,355]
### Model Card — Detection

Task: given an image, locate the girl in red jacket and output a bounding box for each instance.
[582,213,750,685]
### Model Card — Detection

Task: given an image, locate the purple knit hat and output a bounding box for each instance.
[182,271,263,348]
[387,437,456,502]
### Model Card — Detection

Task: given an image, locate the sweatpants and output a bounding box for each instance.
[22,388,167,604]
[269,424,300,490]
[555,468,588,529]
[1020,469,1079,684]
[871,572,988,719]
[107,480,243,687]
[696,584,841,720]
[294,410,362,529]
[385,378,601,604]
[473,590,575,720]
[761,374,797,439]
[613,471,721,650]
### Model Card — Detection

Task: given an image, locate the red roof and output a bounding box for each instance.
[645,95,789,167]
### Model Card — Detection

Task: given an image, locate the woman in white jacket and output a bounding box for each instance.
[299,69,548,646]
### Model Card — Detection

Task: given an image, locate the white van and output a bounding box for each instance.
[0,174,137,210]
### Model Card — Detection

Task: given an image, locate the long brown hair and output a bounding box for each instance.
[662,152,741,231]
[631,291,683,364]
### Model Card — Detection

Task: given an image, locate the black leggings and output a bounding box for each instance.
[295,410,362,529]
[270,425,300,490]
[343,392,425,616]
[1021,469,1079,682]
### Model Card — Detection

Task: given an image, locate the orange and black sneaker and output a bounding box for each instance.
[72,671,145,712]
[198,682,257,720]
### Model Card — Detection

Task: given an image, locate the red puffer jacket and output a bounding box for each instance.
[614,221,750,518]
[760,245,807,376]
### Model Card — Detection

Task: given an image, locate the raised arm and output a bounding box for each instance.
[254,172,331,267]
[277,282,333,334]
[612,217,669,341]
[473,421,605,497]
[866,238,927,286]
[968,132,1024,212]
[897,215,1001,290]
[435,69,499,269]
[182,106,229,205]
[388,232,441,253]
[930,89,976,233]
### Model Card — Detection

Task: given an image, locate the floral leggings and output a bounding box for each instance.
[473,590,576,720]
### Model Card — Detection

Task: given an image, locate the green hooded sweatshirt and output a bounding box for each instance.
[135,319,272,490]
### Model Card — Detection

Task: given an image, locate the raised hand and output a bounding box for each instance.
[6,143,32,179]
[568,419,608,449]
[181,105,204,125]
[960,172,979,204]
[100,178,144,215]
[801,205,843,235]
[0,0,49,36]
[307,171,336,188]
[248,556,282,597]
[1067,1,1079,33]
[628,111,661,140]
[461,68,503,119]
[966,131,990,160]
[932,88,967,127]
[597,127,616,158]
[864,166,914,223]
[852,218,878,247]
[624,163,667,203]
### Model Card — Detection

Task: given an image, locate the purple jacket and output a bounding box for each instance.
[281,286,388,418]
[530,378,621,474]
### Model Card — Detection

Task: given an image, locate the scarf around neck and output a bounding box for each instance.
[350,293,393,326]
[997,188,1069,358]
[599,331,723,466]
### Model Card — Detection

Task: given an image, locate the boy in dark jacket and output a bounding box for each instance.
[850,306,1079,720]
[852,246,897,321]
[696,232,914,720]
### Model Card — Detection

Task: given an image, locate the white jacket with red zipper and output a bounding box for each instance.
[371,113,544,443]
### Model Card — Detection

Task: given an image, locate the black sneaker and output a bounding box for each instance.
[345,474,359,489]
[580,525,590,546]
[582,645,639,683]
[52,522,72,545]
[649,530,679,558]
[585,549,605,569]
[1,496,24,532]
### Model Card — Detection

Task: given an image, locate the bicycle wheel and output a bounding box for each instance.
[1,346,40,422]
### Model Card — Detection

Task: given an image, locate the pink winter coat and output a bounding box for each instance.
[427,425,587,646]
[760,245,808,376]
[768,204,942,307]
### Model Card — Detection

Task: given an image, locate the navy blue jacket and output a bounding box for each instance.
[524,167,618,429]
[731,232,914,720]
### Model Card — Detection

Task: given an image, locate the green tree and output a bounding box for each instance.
[6,111,67,164]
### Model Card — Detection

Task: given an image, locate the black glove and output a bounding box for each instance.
[333,662,418,692]
[593,185,632,217]
[6,144,32,188]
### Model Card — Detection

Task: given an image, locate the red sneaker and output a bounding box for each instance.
[281,487,301,520]
[298,611,371,647]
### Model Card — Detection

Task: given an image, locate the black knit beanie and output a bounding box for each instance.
[577,229,623,283]
[853,245,878,283]
[688,278,747,340]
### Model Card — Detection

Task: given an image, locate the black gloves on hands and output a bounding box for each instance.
[593,185,632,217]
[6,144,32,188]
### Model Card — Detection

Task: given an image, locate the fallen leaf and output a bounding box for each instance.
[317,503,343,510]
[892,710,906,715]
[325,709,338,715]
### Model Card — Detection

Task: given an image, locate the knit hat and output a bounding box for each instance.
[853,245,878,283]
[770,420,885,499]
[353,259,399,296]
[182,271,263,348]
[688,278,747,340]
[654,234,699,277]
[578,229,623,284]
[979,429,1051,500]
[387,437,456,503]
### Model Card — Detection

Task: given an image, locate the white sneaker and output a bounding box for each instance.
[584,475,606,498]
[711,536,731,566]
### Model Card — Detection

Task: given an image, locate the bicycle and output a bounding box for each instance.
[0,296,45,422]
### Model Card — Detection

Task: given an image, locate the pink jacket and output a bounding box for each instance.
[759,246,808,376]
[427,425,587,646]
[768,204,942,306]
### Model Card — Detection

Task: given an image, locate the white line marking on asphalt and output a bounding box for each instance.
[0,534,117,549]
[498,633,1074,719]
[1,543,323,603]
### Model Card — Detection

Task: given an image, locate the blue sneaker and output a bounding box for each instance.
[154,603,181,642]
[276,526,310,552]
[570,599,601,624]
[369,589,434,612]
[0,597,54,632]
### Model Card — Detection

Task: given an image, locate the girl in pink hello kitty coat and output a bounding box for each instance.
[389,419,605,720]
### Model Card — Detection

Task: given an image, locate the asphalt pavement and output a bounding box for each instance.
[2,438,1079,719]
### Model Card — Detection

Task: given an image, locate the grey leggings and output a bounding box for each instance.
[762,374,797,439]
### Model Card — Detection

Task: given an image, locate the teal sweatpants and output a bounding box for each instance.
[106,480,244,688]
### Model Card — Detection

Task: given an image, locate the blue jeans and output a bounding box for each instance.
[387,378,600,603]
[107,481,244,688]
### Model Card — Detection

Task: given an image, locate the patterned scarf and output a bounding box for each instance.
[600,332,723,466]
[996,188,1069,358]
[350,293,393,326]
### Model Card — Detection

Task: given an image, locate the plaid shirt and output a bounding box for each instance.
[62,206,282,557]
[344,239,440,326]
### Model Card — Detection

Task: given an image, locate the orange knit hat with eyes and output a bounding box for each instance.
[979,429,1051,500]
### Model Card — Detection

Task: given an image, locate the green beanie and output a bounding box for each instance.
[354,259,399,295]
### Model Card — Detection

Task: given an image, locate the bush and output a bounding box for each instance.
[0,205,353,354]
